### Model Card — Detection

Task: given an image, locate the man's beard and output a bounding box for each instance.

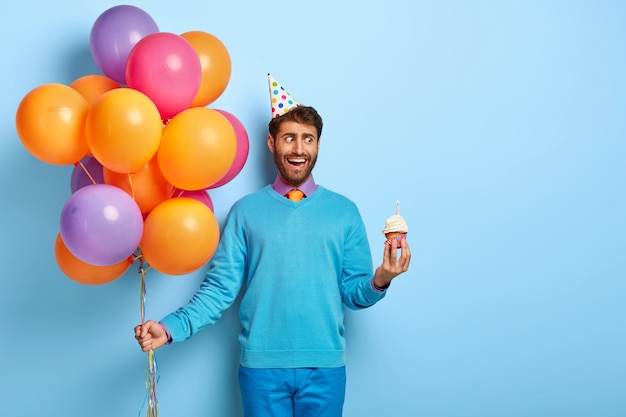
[274,152,318,187]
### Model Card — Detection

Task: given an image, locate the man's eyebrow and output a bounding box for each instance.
[279,132,316,138]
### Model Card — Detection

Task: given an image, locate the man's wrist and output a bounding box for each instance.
[372,278,389,292]
[159,322,172,344]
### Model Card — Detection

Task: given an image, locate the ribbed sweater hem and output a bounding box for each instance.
[240,349,345,368]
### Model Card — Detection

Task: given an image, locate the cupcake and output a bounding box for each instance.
[382,213,408,244]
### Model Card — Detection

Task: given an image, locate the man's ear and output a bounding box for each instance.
[267,134,275,153]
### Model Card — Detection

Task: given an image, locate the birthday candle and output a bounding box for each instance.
[396,200,400,215]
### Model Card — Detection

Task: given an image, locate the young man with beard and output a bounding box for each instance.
[135,80,411,417]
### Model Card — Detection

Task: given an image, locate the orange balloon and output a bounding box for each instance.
[86,88,162,173]
[140,197,219,275]
[54,233,132,285]
[16,83,89,165]
[181,31,231,107]
[158,107,236,190]
[70,74,121,160]
[70,74,121,106]
[103,155,170,214]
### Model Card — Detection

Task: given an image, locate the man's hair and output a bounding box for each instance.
[268,106,323,139]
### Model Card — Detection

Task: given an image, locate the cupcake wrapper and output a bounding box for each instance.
[385,232,407,242]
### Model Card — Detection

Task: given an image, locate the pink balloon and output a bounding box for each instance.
[60,184,143,266]
[208,110,249,189]
[170,188,214,212]
[126,32,201,120]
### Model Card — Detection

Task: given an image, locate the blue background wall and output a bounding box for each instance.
[1,1,624,416]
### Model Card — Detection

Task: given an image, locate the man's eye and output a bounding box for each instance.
[305,137,314,144]
[284,136,294,142]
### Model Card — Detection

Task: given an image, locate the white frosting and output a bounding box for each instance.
[381,214,408,234]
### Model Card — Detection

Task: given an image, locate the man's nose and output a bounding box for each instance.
[293,138,305,153]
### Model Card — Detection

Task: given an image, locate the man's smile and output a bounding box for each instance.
[286,156,307,167]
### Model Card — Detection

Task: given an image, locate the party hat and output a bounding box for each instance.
[268,74,299,118]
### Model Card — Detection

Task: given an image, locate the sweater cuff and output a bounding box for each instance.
[160,313,192,343]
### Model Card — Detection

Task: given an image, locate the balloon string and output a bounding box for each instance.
[138,258,159,417]
[128,173,136,201]
[139,264,147,325]
[78,161,97,185]
[145,350,159,417]
[166,188,184,199]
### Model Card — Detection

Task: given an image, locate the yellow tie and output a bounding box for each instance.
[286,189,304,202]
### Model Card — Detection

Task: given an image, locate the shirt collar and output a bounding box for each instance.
[272,175,318,198]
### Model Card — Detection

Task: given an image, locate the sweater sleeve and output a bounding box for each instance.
[160,205,247,342]
[338,208,386,310]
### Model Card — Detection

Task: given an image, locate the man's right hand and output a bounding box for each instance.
[134,320,169,352]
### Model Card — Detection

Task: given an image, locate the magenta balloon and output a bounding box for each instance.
[126,32,201,120]
[90,5,159,84]
[70,156,104,193]
[60,184,143,266]
[171,188,214,212]
[208,110,249,189]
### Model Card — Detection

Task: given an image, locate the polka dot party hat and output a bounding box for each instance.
[268,73,299,118]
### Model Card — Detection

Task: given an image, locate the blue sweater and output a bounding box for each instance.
[161,185,385,368]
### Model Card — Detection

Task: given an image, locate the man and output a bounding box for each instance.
[135,77,411,417]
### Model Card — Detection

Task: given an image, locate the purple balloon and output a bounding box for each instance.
[60,184,144,266]
[70,156,105,193]
[90,5,159,84]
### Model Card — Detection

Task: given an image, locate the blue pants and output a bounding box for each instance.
[238,366,346,417]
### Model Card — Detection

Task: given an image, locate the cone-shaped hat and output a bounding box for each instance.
[268,74,299,118]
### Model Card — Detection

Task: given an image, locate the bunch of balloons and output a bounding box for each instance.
[15,5,250,284]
